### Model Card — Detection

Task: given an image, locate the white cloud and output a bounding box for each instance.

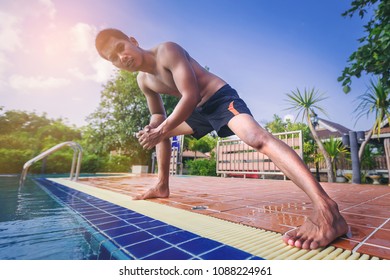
[68,22,115,83]
[70,23,96,53]
[68,59,114,83]
[9,75,70,91]
[0,11,22,52]
[92,59,115,83]
[0,52,10,77]
[38,0,56,19]
[0,2,57,84]
[0,11,22,86]
[1,0,57,20]
[0,75,7,90]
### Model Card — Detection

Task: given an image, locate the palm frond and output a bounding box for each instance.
[285,87,328,122]
[354,78,390,135]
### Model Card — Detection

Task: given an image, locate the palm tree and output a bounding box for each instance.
[354,79,390,162]
[285,88,336,182]
[354,79,390,183]
[323,137,350,176]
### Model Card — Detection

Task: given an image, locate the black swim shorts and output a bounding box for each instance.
[185,84,253,139]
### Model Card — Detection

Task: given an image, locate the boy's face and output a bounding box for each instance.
[100,36,141,72]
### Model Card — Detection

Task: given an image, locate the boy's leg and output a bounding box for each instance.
[134,122,194,200]
[227,113,348,249]
[133,137,171,199]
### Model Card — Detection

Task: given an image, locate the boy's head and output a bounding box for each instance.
[95,28,128,59]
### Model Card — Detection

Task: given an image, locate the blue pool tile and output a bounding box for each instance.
[147,225,182,236]
[160,230,199,245]
[116,211,145,218]
[114,231,154,247]
[125,238,172,259]
[98,205,123,211]
[104,225,140,237]
[137,220,166,230]
[111,207,134,213]
[89,216,121,224]
[200,245,255,260]
[123,216,153,224]
[143,247,194,260]
[111,249,134,260]
[94,220,129,231]
[73,206,97,213]
[79,210,105,217]
[98,240,132,260]
[82,212,111,220]
[110,209,136,216]
[179,238,222,255]
[98,243,112,260]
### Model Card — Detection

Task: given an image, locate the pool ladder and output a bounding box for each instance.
[20,141,83,186]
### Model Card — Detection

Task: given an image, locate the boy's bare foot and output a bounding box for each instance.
[282,200,349,250]
[133,183,170,200]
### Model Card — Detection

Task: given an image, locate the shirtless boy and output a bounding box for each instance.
[95,28,348,250]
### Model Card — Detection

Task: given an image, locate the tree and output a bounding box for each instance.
[339,0,390,93]
[86,70,179,166]
[360,143,378,170]
[265,114,286,132]
[285,88,336,182]
[0,109,82,174]
[354,78,390,180]
[187,134,217,159]
[86,70,150,157]
[322,137,350,176]
[354,78,390,162]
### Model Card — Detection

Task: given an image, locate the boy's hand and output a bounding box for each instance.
[137,125,164,149]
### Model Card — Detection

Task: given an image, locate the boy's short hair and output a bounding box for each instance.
[95,28,128,59]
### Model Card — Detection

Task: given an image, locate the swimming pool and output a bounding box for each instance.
[0,176,262,260]
[0,176,96,260]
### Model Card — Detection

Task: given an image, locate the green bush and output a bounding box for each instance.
[81,153,106,173]
[0,148,35,173]
[187,158,216,176]
[103,154,132,172]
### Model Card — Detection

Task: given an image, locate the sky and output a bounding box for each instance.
[0,0,377,131]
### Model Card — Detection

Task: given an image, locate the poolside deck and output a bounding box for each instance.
[79,174,390,260]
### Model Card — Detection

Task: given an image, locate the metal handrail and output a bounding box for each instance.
[20,141,83,186]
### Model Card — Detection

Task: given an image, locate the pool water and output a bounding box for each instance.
[0,176,96,260]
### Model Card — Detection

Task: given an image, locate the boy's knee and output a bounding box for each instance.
[150,114,167,128]
[246,132,271,152]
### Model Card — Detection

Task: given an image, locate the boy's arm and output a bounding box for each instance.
[156,43,201,135]
[139,43,201,149]
[137,76,167,129]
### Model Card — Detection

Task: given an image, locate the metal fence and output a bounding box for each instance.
[216,130,303,179]
[170,147,179,175]
[169,136,183,175]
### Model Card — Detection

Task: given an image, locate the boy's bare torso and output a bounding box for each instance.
[137,43,227,107]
